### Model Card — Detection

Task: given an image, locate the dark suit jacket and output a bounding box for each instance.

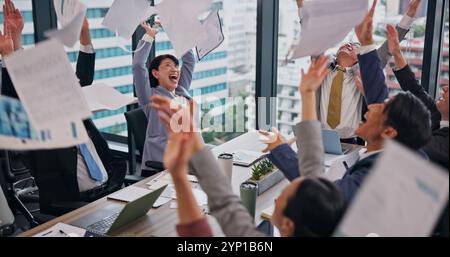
[268,144,381,203]
[394,65,449,170]
[2,51,124,215]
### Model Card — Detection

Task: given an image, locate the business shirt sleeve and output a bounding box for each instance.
[394,65,441,131]
[176,217,213,237]
[294,120,325,178]
[358,49,389,104]
[267,144,300,182]
[132,39,154,107]
[76,45,96,87]
[178,50,196,92]
[189,147,265,237]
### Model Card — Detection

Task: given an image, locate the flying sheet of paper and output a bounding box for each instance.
[82,84,138,113]
[4,39,91,130]
[196,10,225,60]
[334,141,449,237]
[102,0,156,40]
[290,0,368,58]
[0,96,88,150]
[45,0,87,47]
[156,0,212,57]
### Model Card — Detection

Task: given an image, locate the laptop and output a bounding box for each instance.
[71,185,167,236]
[322,129,355,155]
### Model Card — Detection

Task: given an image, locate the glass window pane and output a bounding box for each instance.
[154,0,256,145]
[438,1,449,92]
[277,0,429,135]
[0,0,35,48]
[63,0,132,137]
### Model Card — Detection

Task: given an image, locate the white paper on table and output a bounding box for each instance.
[290,0,368,59]
[34,222,86,237]
[196,10,224,60]
[102,0,156,40]
[156,0,212,57]
[146,172,198,190]
[153,196,172,208]
[4,40,91,130]
[107,186,152,203]
[82,84,137,112]
[45,0,87,47]
[324,150,361,181]
[334,141,449,237]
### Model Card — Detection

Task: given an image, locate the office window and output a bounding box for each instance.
[438,2,449,91]
[62,0,133,137]
[0,0,35,48]
[154,0,257,145]
[276,0,430,135]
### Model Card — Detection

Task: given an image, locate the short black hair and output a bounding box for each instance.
[284,178,347,237]
[383,91,432,150]
[148,54,179,88]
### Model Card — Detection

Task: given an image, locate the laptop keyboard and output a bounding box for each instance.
[86,212,120,235]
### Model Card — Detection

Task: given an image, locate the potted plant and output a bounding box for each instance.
[248,158,284,195]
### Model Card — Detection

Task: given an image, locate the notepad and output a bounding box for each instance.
[261,205,275,221]
[233,150,266,167]
[107,186,152,203]
[34,222,86,237]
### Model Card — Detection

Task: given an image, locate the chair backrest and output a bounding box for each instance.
[124,108,148,156]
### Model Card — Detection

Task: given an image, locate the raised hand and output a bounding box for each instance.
[3,0,24,50]
[406,0,422,18]
[259,128,296,153]
[80,17,92,46]
[141,22,158,38]
[296,0,304,8]
[0,29,14,57]
[355,0,377,46]
[386,24,401,56]
[299,55,330,94]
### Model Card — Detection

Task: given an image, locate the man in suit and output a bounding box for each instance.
[295,0,422,144]
[262,2,432,203]
[386,23,448,237]
[0,11,125,216]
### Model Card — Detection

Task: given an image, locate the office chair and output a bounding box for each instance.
[0,150,41,228]
[124,109,164,184]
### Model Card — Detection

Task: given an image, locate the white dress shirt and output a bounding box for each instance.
[441,120,449,129]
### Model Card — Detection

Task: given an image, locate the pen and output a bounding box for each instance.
[41,230,53,237]
[59,229,69,237]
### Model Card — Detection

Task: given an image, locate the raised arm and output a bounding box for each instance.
[178,50,196,92]
[132,22,156,107]
[355,0,389,104]
[151,96,264,237]
[296,55,330,178]
[377,0,421,68]
[386,23,441,130]
[76,18,95,87]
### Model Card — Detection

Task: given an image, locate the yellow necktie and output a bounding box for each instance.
[327,69,345,129]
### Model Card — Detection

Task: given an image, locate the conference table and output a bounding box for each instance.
[19,131,357,237]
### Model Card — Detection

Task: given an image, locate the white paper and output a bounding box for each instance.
[34,222,86,237]
[4,40,91,130]
[156,0,212,57]
[233,150,265,167]
[196,10,224,60]
[82,84,138,113]
[335,141,449,237]
[324,150,361,181]
[290,0,368,58]
[153,196,172,208]
[146,172,198,190]
[107,186,152,203]
[45,0,87,47]
[0,96,89,150]
[102,0,156,40]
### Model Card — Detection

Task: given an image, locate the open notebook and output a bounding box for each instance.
[233,150,266,167]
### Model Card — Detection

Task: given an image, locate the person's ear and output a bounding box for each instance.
[152,69,159,80]
[381,126,398,140]
[280,217,295,237]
